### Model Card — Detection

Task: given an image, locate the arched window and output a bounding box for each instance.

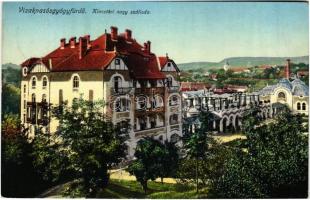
[42,94,47,102]
[31,93,36,102]
[278,92,286,99]
[73,76,79,89]
[31,77,36,89]
[302,103,306,110]
[113,76,122,92]
[42,77,48,88]
[297,102,301,110]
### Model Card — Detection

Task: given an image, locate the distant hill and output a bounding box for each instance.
[2,63,20,70]
[178,56,309,71]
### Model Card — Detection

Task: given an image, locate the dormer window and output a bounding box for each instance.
[73,76,79,90]
[115,58,120,65]
[31,77,36,89]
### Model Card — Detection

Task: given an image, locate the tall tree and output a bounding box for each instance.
[127,137,178,193]
[32,99,129,197]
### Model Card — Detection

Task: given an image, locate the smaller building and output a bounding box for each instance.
[259,78,309,115]
[180,82,210,92]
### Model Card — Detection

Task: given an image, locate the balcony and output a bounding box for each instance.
[135,126,166,138]
[135,87,165,95]
[167,86,180,93]
[110,87,133,95]
[135,106,164,117]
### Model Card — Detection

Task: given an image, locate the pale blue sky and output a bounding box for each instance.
[2,2,309,64]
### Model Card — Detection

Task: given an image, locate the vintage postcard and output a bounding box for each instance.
[1,1,309,198]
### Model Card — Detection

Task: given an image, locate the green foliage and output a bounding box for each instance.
[2,83,20,116]
[127,138,179,193]
[32,99,130,197]
[2,65,21,87]
[210,107,308,198]
[1,114,51,197]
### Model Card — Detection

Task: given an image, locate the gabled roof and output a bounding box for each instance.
[20,28,168,79]
[158,56,180,72]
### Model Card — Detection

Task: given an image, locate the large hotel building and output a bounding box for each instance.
[20,26,182,157]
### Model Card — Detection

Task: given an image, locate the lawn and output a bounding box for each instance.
[97,179,208,199]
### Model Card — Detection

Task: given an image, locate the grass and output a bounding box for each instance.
[97,179,208,199]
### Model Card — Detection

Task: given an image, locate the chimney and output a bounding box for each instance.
[69,37,76,48]
[60,38,66,49]
[111,26,118,41]
[49,58,53,70]
[144,41,151,54]
[105,33,113,51]
[79,37,87,59]
[84,35,91,49]
[285,59,291,79]
[125,29,132,40]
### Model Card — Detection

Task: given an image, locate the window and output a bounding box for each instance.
[23,85,26,93]
[150,116,156,128]
[297,102,301,110]
[278,92,285,99]
[42,94,47,102]
[113,76,122,92]
[115,58,120,65]
[89,90,94,102]
[59,90,63,105]
[31,77,36,89]
[167,77,172,87]
[137,96,146,110]
[42,77,48,89]
[169,114,178,125]
[167,62,171,67]
[31,93,36,103]
[170,95,179,106]
[302,103,306,110]
[73,76,79,89]
[139,118,147,130]
[24,100,26,110]
[115,98,130,112]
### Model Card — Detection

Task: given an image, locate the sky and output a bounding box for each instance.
[2,1,309,64]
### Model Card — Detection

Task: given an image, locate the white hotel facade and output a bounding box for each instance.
[20,26,182,157]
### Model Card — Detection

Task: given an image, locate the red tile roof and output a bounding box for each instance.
[158,56,168,69]
[21,28,168,79]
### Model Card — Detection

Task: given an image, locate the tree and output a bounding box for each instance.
[181,111,215,193]
[157,140,179,184]
[2,83,20,116]
[127,137,178,193]
[210,106,308,198]
[1,114,50,197]
[32,99,130,197]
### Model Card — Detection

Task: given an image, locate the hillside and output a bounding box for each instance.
[178,56,309,71]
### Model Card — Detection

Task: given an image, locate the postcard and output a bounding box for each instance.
[1,1,309,198]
